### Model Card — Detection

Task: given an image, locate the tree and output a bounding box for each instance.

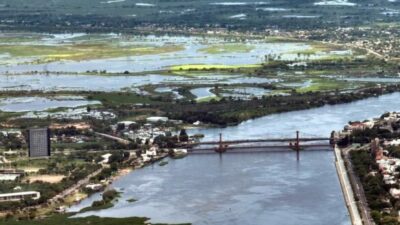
[179,129,189,142]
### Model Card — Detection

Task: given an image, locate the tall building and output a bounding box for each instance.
[28,128,50,158]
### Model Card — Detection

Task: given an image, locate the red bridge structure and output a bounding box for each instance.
[182,131,337,160]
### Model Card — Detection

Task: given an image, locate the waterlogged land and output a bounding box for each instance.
[0,33,355,73]
[0,32,396,122]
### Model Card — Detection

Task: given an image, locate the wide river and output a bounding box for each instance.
[70,92,400,225]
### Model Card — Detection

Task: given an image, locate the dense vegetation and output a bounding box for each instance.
[350,151,399,224]
[2,213,190,225]
[163,85,400,126]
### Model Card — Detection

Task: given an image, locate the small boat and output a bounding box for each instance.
[159,161,168,166]
[171,148,188,159]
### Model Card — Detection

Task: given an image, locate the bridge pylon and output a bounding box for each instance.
[215,133,228,154]
[296,131,300,161]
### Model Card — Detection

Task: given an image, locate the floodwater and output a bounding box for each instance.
[0,74,276,92]
[0,96,100,112]
[0,34,312,73]
[221,87,270,98]
[190,87,215,100]
[70,92,400,225]
[154,87,184,99]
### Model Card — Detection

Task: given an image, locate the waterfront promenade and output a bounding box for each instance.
[334,145,363,225]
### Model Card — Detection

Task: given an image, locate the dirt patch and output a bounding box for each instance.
[26,175,65,183]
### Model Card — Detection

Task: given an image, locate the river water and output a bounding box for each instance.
[70,93,400,225]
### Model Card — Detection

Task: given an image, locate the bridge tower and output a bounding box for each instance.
[296,131,300,161]
[215,133,227,154]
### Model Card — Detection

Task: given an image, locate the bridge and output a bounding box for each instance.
[182,131,336,160]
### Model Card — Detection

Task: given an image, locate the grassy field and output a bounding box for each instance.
[198,43,254,54]
[296,78,350,93]
[0,43,184,64]
[88,92,156,105]
[287,42,345,55]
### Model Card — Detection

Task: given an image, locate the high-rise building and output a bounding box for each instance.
[28,128,50,158]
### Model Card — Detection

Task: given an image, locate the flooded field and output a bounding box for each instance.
[0,96,100,112]
[0,33,352,73]
[0,74,276,92]
[220,87,270,98]
[190,87,216,100]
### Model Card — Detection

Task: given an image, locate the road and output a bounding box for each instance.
[51,167,104,202]
[335,145,363,225]
[94,132,131,145]
[339,145,375,225]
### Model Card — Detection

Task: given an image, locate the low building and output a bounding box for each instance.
[118,121,137,127]
[0,174,20,181]
[85,183,103,191]
[100,153,112,164]
[146,117,168,123]
[0,191,40,202]
[390,188,400,199]
[385,139,400,146]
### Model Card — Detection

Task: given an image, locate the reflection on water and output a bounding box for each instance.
[73,151,349,225]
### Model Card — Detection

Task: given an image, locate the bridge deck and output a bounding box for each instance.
[186,137,331,146]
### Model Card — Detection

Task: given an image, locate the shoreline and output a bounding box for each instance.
[68,152,170,213]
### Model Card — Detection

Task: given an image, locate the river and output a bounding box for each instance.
[70,92,400,225]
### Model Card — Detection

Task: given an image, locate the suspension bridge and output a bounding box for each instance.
[181,131,337,160]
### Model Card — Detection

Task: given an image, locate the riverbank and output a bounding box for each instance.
[3,213,190,225]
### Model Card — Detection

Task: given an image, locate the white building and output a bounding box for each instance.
[0,191,40,202]
[100,153,112,164]
[390,188,400,199]
[146,117,168,123]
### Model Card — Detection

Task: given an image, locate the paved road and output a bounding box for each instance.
[341,145,375,225]
[335,145,363,225]
[94,132,131,145]
[51,167,104,202]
